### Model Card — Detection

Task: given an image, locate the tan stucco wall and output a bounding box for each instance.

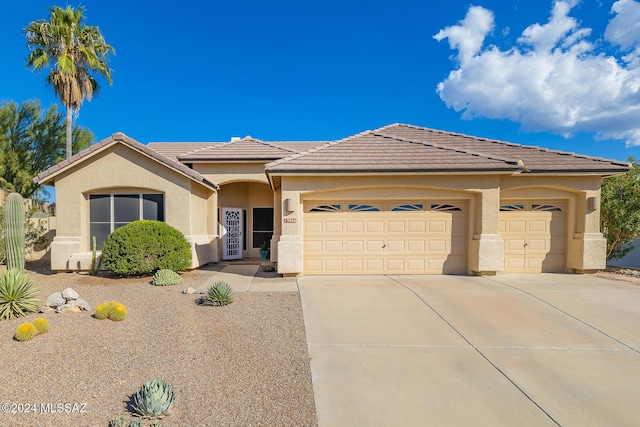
[272,173,606,275]
[49,144,216,270]
[195,162,268,185]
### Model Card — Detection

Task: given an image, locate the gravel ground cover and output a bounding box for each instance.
[0,262,317,427]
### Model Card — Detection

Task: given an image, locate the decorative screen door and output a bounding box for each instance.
[223,208,243,260]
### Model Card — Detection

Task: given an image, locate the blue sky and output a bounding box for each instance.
[2,0,640,163]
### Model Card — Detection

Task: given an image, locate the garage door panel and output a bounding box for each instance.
[429,220,447,233]
[324,240,343,252]
[528,220,548,233]
[428,239,447,252]
[324,259,343,271]
[345,221,364,233]
[305,221,322,233]
[366,221,384,233]
[365,259,385,271]
[325,221,343,233]
[527,239,547,251]
[345,259,364,272]
[387,240,405,252]
[305,240,322,252]
[407,240,426,252]
[386,259,404,270]
[387,221,405,233]
[408,221,426,232]
[508,220,526,232]
[345,240,364,252]
[304,201,468,274]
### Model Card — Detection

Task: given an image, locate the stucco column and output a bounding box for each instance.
[469,188,504,275]
[277,188,303,276]
[270,188,282,262]
[568,189,606,273]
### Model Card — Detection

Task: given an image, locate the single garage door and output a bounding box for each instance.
[303,201,467,274]
[499,201,566,272]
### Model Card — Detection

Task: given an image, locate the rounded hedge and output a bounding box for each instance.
[101,220,192,275]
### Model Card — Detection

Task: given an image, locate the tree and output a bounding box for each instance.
[0,100,93,199]
[25,5,114,159]
[601,157,640,260]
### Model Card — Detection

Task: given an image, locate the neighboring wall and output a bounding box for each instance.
[607,239,640,269]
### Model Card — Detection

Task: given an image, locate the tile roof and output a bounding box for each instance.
[147,142,213,161]
[177,137,300,161]
[265,124,631,174]
[375,124,631,173]
[33,133,218,189]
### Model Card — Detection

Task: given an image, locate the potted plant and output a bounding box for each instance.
[260,240,269,260]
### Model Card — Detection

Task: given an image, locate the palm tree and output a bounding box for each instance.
[25,5,114,159]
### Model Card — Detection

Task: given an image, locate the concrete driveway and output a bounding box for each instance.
[298,274,640,426]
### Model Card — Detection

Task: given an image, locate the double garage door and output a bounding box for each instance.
[303,199,567,275]
[303,201,467,274]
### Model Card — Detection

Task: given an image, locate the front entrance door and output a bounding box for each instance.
[223,207,243,260]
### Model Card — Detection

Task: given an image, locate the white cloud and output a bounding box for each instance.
[434,0,640,147]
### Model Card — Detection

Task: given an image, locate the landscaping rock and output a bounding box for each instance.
[194,288,206,294]
[182,287,195,294]
[57,304,82,314]
[46,292,65,307]
[62,288,80,300]
[72,298,91,312]
[39,306,55,314]
[47,288,90,313]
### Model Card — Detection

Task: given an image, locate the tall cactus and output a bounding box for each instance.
[4,192,25,270]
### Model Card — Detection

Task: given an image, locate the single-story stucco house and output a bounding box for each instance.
[34,123,630,276]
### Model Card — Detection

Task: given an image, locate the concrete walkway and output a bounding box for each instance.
[200,264,298,292]
[299,274,640,426]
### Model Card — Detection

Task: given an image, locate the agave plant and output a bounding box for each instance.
[201,281,234,306]
[0,269,39,320]
[150,269,182,286]
[130,378,175,418]
[107,417,127,427]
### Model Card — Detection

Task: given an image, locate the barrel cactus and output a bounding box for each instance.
[3,192,25,271]
[31,317,49,333]
[151,269,183,286]
[201,281,234,306]
[94,303,110,320]
[15,322,38,341]
[108,302,127,321]
[131,378,175,418]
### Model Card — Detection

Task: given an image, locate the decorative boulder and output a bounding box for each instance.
[46,292,66,307]
[62,288,80,300]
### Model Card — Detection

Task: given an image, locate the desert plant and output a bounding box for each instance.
[108,417,127,427]
[130,378,175,418]
[95,302,110,320]
[0,269,39,320]
[4,192,25,270]
[101,220,191,275]
[14,322,38,341]
[0,205,49,265]
[89,235,102,276]
[128,419,141,427]
[201,281,234,306]
[109,302,127,321]
[262,264,276,273]
[151,269,183,286]
[31,317,49,333]
[149,421,164,427]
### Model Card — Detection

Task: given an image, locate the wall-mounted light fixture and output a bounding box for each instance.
[587,196,598,211]
[284,198,294,213]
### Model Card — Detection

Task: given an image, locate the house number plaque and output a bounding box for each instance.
[283,218,297,223]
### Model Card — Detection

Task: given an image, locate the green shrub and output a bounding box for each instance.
[101,220,191,275]
[151,269,183,286]
[0,269,39,320]
[200,281,234,306]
